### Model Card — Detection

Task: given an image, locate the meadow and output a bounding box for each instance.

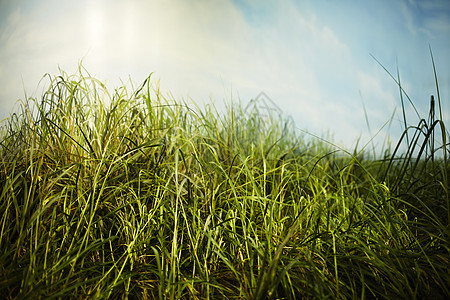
[0,64,448,299]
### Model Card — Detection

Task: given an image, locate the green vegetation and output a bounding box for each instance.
[0,65,448,299]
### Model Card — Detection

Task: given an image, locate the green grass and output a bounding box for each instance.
[0,64,448,299]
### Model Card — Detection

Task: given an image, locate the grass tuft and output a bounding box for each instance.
[0,63,448,299]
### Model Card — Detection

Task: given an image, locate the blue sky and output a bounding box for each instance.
[0,0,449,152]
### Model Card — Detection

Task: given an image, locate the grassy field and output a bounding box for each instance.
[0,66,448,299]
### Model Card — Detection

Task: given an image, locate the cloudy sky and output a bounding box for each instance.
[1,0,449,152]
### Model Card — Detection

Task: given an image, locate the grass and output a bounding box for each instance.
[0,63,449,299]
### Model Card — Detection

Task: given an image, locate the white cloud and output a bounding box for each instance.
[0,0,355,145]
[357,71,398,120]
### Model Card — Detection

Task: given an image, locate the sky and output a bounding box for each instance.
[0,0,449,153]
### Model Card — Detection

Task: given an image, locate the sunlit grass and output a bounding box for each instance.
[0,64,448,299]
